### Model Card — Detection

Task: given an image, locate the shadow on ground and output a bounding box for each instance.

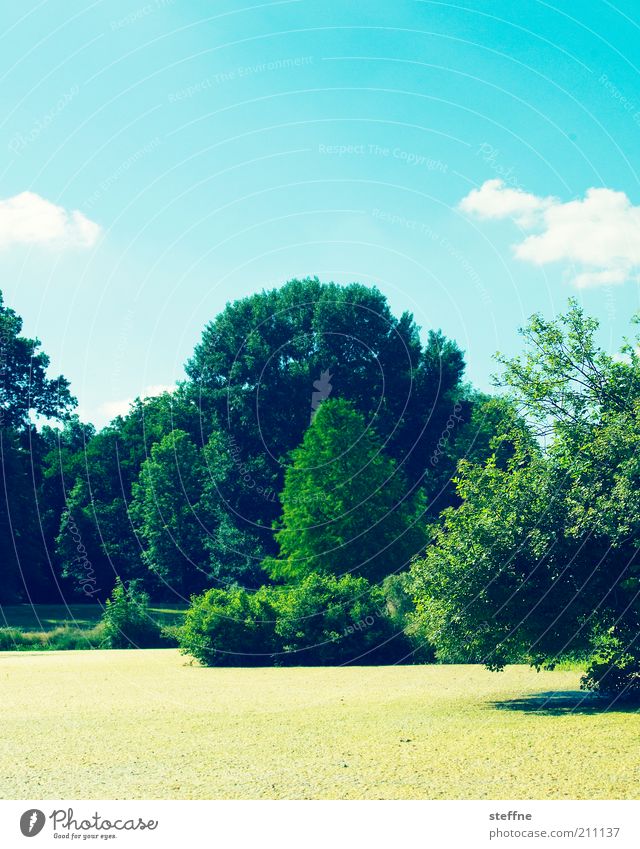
[491,690,639,715]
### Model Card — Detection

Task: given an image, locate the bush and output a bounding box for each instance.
[0,624,105,651]
[177,574,410,667]
[47,624,105,650]
[177,585,279,666]
[382,573,435,663]
[581,629,640,700]
[0,627,32,650]
[100,578,165,649]
[274,572,404,665]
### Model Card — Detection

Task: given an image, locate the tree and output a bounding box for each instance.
[131,430,210,598]
[196,430,269,589]
[412,302,640,696]
[0,430,50,601]
[100,577,164,649]
[0,291,76,602]
[185,278,469,559]
[267,399,426,583]
[0,290,76,430]
[411,443,578,667]
[177,584,280,667]
[57,279,479,597]
[273,572,403,665]
[425,391,521,510]
[494,298,640,435]
[56,388,202,598]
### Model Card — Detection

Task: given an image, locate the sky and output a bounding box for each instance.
[1,0,640,427]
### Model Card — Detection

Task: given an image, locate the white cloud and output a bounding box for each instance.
[459,180,640,288]
[81,384,177,428]
[0,191,100,250]
[613,345,640,364]
[459,178,555,227]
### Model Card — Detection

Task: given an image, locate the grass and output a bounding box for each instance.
[0,602,186,631]
[0,651,637,800]
[0,603,186,650]
[0,623,106,651]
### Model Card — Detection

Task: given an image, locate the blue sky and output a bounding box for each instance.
[2,0,640,426]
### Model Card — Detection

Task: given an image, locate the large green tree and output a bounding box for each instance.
[185,278,468,565]
[0,291,75,430]
[56,279,491,598]
[268,399,426,583]
[0,291,76,601]
[131,430,210,597]
[56,388,202,598]
[412,302,640,695]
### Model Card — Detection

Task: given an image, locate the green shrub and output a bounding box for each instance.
[177,573,414,667]
[382,573,435,663]
[0,627,32,650]
[100,578,165,649]
[177,585,279,666]
[47,624,104,650]
[581,629,640,700]
[274,572,405,665]
[0,624,105,651]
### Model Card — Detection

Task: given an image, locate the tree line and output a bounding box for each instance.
[1,280,638,695]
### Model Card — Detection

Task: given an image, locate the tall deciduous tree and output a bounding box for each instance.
[412,302,640,696]
[56,388,202,598]
[131,429,210,597]
[185,278,468,562]
[0,290,76,601]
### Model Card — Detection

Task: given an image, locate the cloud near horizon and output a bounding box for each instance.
[459,179,640,288]
[0,191,100,250]
[96,384,177,423]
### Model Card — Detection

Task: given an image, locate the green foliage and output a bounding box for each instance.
[581,628,640,701]
[197,431,268,588]
[412,302,640,692]
[0,290,78,602]
[268,399,426,583]
[48,279,479,602]
[274,572,403,665]
[131,429,209,595]
[177,573,408,667]
[100,578,164,649]
[0,290,76,430]
[185,277,469,558]
[0,624,105,651]
[0,430,49,602]
[495,298,640,435]
[381,572,435,662]
[55,389,202,598]
[411,445,575,668]
[177,584,279,667]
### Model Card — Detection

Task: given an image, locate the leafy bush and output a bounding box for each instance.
[274,572,404,665]
[581,629,640,700]
[177,574,410,667]
[0,624,105,651]
[382,573,435,663]
[47,624,105,650]
[0,627,32,650]
[100,578,165,649]
[177,585,279,666]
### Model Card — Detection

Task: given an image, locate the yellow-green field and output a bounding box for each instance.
[0,650,637,799]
